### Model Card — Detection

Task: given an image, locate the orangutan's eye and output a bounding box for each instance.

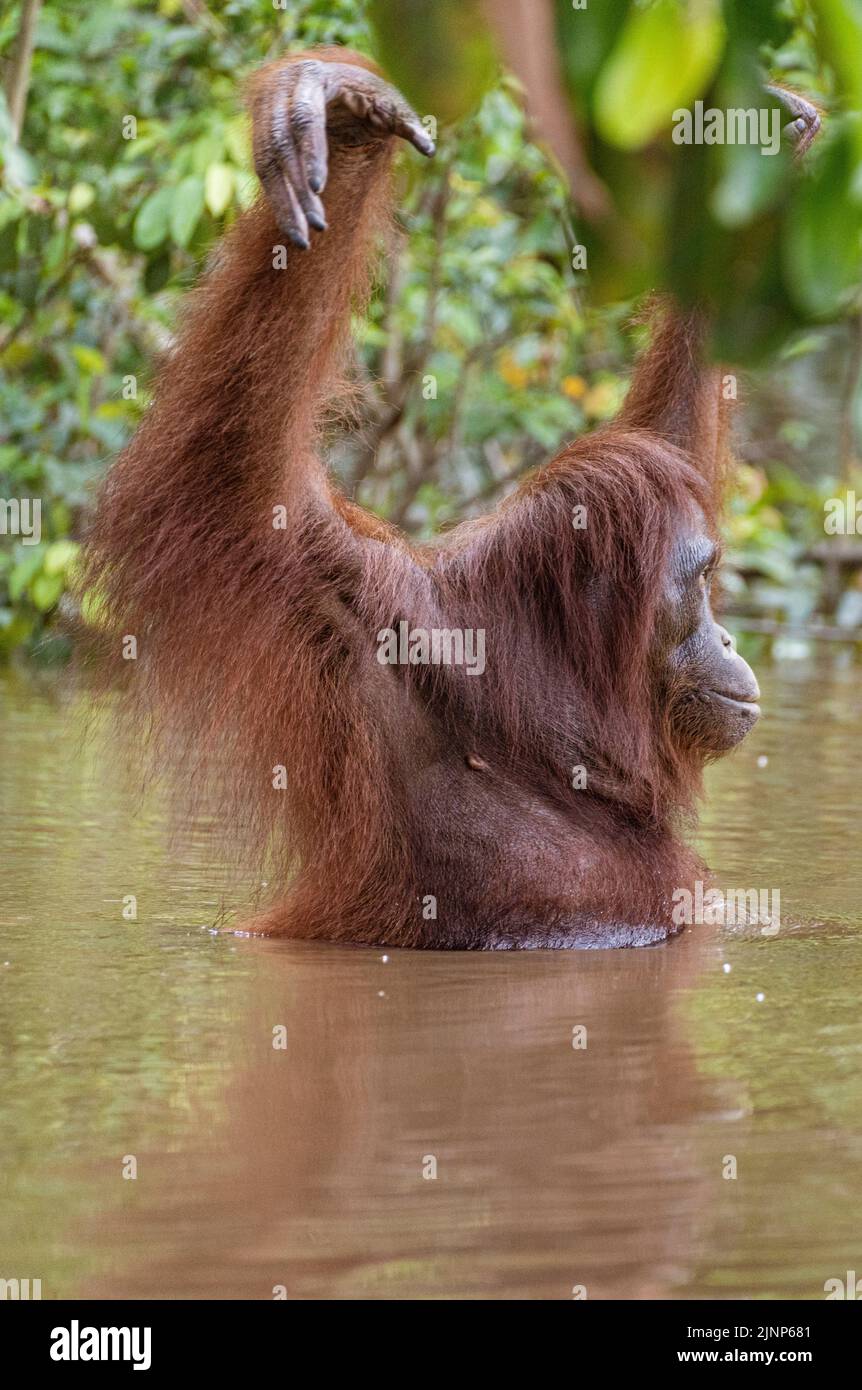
[698,562,717,594]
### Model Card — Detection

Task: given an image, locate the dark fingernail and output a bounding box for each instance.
[309,174,322,193]
[307,211,327,232]
[287,229,310,250]
[411,131,435,157]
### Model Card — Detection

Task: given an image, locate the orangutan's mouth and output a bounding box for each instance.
[706,690,761,717]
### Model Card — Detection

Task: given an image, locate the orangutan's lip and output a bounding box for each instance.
[706,690,761,716]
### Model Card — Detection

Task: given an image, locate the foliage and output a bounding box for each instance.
[0,0,859,662]
[376,0,862,356]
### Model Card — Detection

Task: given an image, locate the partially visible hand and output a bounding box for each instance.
[250,57,435,248]
[765,83,822,158]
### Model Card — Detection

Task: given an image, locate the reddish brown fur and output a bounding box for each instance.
[82,49,730,949]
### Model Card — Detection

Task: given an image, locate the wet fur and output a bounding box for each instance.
[82,50,731,949]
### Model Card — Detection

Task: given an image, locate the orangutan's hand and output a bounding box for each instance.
[250,56,435,248]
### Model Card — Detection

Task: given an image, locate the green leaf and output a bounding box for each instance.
[133,187,173,251]
[594,0,725,150]
[30,571,65,613]
[370,0,497,123]
[814,0,862,111]
[8,547,45,602]
[813,0,862,163]
[72,344,107,375]
[224,116,250,167]
[43,539,80,576]
[205,162,234,218]
[68,182,95,214]
[170,175,205,248]
[784,127,862,319]
[4,143,36,188]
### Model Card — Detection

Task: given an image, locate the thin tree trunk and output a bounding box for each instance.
[839,312,862,489]
[4,0,43,141]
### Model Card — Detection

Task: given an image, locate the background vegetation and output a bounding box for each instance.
[1,0,860,663]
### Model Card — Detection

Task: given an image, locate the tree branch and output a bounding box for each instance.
[4,0,42,141]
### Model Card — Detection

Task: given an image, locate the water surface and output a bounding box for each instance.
[0,663,860,1299]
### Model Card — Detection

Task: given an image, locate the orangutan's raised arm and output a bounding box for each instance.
[82,52,432,909]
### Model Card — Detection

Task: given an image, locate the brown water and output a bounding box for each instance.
[0,662,860,1301]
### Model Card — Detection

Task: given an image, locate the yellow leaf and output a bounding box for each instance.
[499,359,530,389]
[562,375,587,400]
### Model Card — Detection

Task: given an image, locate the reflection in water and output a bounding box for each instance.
[0,662,860,1299]
[85,930,719,1300]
